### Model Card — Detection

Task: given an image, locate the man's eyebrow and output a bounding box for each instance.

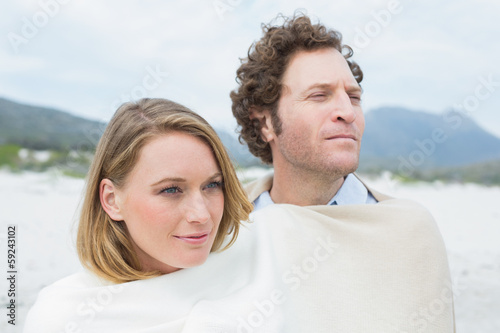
[301,83,363,94]
[302,83,331,93]
[346,85,363,94]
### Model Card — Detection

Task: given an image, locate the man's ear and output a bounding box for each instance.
[249,107,275,143]
[100,179,124,221]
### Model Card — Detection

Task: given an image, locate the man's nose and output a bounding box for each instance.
[328,92,357,123]
[185,192,210,224]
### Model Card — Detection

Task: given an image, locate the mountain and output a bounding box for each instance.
[0,97,262,167]
[214,130,262,167]
[359,106,500,174]
[0,97,107,150]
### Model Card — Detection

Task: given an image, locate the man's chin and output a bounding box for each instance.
[323,157,359,177]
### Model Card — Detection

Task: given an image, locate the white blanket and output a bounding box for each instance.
[24,199,455,332]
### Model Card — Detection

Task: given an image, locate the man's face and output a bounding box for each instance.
[267,48,365,178]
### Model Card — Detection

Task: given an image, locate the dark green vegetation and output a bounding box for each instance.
[0,143,92,177]
[0,98,100,177]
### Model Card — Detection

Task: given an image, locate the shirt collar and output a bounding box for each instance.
[253,173,373,211]
[326,173,369,206]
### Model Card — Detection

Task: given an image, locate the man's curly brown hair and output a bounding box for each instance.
[230,12,363,165]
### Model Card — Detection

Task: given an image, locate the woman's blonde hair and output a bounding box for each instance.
[77,98,253,283]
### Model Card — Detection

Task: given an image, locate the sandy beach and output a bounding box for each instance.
[1,170,498,332]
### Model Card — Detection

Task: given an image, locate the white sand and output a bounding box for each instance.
[0,170,498,332]
[0,170,84,333]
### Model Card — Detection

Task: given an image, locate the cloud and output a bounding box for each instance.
[0,0,498,136]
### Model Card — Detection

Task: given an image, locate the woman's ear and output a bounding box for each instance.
[100,179,124,221]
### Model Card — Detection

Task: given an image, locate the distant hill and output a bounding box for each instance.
[359,106,500,174]
[0,97,107,150]
[0,97,262,167]
[215,130,262,167]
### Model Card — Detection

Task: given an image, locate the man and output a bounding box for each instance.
[231,13,375,209]
[230,13,455,332]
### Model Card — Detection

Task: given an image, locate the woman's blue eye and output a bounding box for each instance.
[206,181,222,189]
[161,186,181,194]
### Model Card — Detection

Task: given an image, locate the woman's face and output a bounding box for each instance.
[102,132,224,274]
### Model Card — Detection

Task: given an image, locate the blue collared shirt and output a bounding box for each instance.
[252,173,377,211]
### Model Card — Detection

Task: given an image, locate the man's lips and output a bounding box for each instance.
[326,134,357,140]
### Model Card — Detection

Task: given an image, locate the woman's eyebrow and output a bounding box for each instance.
[150,177,186,187]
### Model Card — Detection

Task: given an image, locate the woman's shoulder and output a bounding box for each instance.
[23,270,109,333]
[47,270,111,288]
[32,270,109,302]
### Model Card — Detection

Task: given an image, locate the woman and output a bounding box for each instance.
[24,98,253,332]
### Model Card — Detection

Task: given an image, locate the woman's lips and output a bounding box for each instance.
[174,233,210,245]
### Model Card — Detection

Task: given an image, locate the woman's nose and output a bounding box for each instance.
[185,192,210,224]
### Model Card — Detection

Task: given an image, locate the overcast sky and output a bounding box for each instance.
[1,0,499,137]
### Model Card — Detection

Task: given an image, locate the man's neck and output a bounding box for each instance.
[269,166,346,206]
